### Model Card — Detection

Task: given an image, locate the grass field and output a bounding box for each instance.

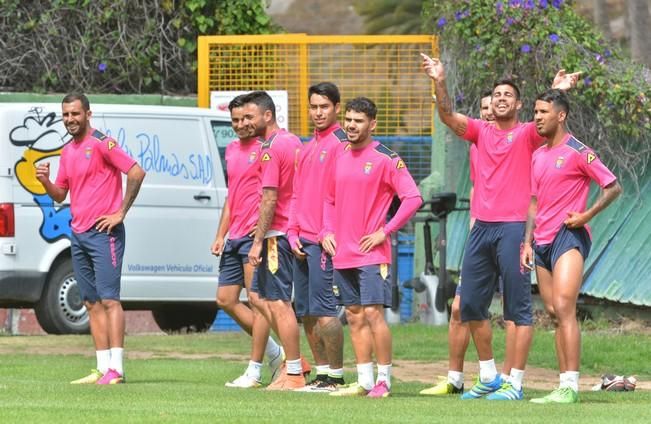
[1,324,650,423]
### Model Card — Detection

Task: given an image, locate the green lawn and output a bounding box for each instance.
[0,325,649,423]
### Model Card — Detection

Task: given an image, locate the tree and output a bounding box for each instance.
[0,0,280,94]
[627,0,651,67]
[353,0,424,34]
[592,0,612,40]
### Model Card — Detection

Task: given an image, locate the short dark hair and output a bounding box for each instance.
[242,90,276,121]
[492,79,521,100]
[62,93,90,111]
[345,97,377,120]
[481,89,493,99]
[536,89,570,117]
[228,94,248,111]
[308,82,340,105]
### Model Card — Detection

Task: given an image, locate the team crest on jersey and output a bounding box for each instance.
[345,144,352,151]
[108,140,116,150]
[261,152,271,162]
[396,159,406,169]
[555,156,565,169]
[84,146,92,160]
[319,150,327,163]
[248,151,257,164]
[587,152,596,164]
[364,161,373,175]
[506,132,513,143]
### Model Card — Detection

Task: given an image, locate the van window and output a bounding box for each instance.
[210,120,235,181]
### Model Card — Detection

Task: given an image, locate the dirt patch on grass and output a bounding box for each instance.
[392,359,651,391]
[2,335,648,392]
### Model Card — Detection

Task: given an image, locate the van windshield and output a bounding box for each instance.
[210,120,236,182]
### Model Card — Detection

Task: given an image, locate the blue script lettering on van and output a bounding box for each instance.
[107,127,212,184]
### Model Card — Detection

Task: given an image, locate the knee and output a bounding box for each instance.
[247,291,262,310]
[544,303,556,319]
[85,301,100,313]
[345,307,364,329]
[363,307,385,327]
[552,298,576,321]
[216,293,237,311]
[100,299,121,311]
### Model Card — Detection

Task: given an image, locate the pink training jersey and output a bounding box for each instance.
[55,129,136,233]
[259,129,303,233]
[324,141,421,269]
[287,123,348,245]
[531,134,617,245]
[462,118,545,222]
[225,138,262,239]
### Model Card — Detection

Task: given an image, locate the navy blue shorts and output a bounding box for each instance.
[335,264,391,307]
[218,236,253,286]
[460,221,532,325]
[70,224,125,302]
[293,239,338,317]
[534,225,591,272]
[455,275,501,296]
[251,236,294,301]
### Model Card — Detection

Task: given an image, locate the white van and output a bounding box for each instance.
[0,103,236,334]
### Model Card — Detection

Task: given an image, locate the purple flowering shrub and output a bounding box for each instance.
[422,0,651,182]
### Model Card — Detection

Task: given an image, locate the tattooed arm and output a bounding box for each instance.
[421,53,469,137]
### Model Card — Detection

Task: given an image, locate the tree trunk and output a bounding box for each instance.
[593,0,612,40]
[627,0,651,67]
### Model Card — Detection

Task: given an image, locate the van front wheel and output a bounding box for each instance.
[34,259,90,334]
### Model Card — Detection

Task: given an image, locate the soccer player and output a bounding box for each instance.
[523,89,621,404]
[422,54,580,400]
[323,97,422,398]
[288,82,347,392]
[421,90,516,395]
[36,93,146,385]
[243,91,307,391]
[211,94,284,388]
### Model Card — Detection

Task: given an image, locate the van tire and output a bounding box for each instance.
[34,259,90,334]
[152,305,217,334]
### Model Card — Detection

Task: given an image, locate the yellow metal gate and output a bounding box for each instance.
[197,34,437,138]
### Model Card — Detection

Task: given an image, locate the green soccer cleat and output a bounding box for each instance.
[531,387,579,404]
[420,377,464,396]
[329,382,370,397]
[70,369,103,384]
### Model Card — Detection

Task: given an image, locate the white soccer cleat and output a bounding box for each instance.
[225,374,261,389]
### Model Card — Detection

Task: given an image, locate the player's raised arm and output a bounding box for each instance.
[421,53,469,137]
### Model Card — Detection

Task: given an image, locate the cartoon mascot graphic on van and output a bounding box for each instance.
[10,107,72,242]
